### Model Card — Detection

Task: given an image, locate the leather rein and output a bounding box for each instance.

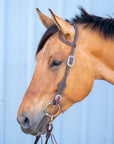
[34,22,78,144]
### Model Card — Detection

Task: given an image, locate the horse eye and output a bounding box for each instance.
[50,59,62,67]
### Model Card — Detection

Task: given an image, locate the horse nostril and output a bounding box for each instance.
[17,114,31,130]
[21,116,30,129]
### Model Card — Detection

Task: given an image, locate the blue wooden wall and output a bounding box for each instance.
[0,0,114,144]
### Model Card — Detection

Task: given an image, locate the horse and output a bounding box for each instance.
[17,7,114,142]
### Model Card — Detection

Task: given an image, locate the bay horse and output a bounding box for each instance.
[17,7,114,141]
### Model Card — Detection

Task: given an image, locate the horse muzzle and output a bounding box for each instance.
[17,111,50,136]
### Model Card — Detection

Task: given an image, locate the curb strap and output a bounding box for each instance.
[57,98,63,113]
[52,97,63,116]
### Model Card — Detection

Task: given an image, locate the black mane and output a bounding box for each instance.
[73,7,114,39]
[36,8,114,55]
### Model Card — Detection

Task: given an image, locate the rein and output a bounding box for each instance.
[34,22,78,144]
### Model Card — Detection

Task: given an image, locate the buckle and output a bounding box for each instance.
[67,55,75,67]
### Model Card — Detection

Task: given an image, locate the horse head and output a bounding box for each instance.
[17,9,97,136]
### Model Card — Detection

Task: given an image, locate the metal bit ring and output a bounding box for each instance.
[45,102,60,118]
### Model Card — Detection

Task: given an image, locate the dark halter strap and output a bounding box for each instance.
[54,22,78,103]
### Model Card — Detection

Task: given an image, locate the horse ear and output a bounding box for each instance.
[49,9,75,36]
[36,8,54,29]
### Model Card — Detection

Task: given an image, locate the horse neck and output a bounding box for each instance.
[78,25,114,84]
